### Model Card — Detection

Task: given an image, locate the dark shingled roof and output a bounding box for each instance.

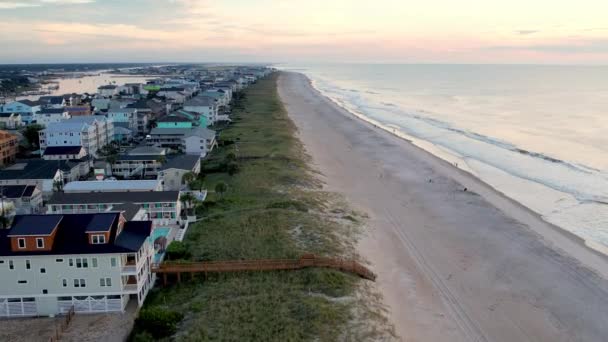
[109,202,141,221]
[157,115,191,123]
[8,215,63,236]
[38,108,65,114]
[114,221,151,250]
[39,96,64,105]
[161,154,200,171]
[0,213,152,256]
[159,87,185,92]
[43,146,83,156]
[84,213,116,233]
[0,185,37,199]
[47,191,179,205]
[0,159,62,180]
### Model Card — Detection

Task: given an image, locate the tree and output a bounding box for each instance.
[134,307,183,339]
[105,154,118,166]
[22,124,44,149]
[214,182,227,198]
[155,155,167,165]
[181,172,195,186]
[225,152,236,162]
[227,162,239,176]
[180,192,195,215]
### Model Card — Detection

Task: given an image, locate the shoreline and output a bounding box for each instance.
[278,70,608,341]
[304,75,608,261]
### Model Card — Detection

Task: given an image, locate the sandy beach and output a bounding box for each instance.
[278,71,608,341]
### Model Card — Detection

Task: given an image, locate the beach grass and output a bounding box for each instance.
[134,74,376,341]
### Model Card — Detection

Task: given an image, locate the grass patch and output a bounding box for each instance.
[136,74,392,341]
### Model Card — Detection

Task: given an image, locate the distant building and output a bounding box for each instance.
[46,191,181,224]
[0,100,41,124]
[0,113,23,129]
[38,96,66,109]
[34,108,70,127]
[183,96,218,125]
[0,212,154,316]
[111,146,166,179]
[0,185,43,214]
[148,126,216,156]
[0,131,18,167]
[158,155,201,191]
[64,180,162,193]
[42,146,87,161]
[64,105,92,117]
[39,116,113,158]
[98,85,118,97]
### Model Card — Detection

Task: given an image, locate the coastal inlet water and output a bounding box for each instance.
[18,73,153,101]
[283,64,608,253]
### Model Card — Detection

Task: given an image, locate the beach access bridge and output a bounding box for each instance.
[152,254,376,285]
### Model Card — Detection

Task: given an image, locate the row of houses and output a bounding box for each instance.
[0,66,272,318]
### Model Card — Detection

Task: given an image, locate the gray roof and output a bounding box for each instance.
[184,96,216,107]
[150,127,191,136]
[48,191,180,205]
[184,126,216,139]
[161,154,200,171]
[127,146,166,156]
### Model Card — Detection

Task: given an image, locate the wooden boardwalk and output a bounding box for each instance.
[152,254,376,285]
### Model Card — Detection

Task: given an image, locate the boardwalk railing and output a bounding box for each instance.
[152,254,376,284]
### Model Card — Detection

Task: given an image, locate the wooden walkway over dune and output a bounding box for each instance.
[152,254,376,285]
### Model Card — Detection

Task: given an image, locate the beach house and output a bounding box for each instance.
[34,108,70,127]
[0,130,18,167]
[183,96,218,125]
[39,116,113,158]
[0,212,154,316]
[46,191,182,224]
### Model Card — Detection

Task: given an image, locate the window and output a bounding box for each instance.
[92,234,105,244]
[92,258,98,268]
[100,278,112,287]
[83,258,88,268]
[17,238,26,249]
[42,289,48,294]
[110,257,117,267]
[68,259,73,267]
[40,268,46,274]
[18,280,27,284]
[76,258,82,268]
[74,279,86,288]
[9,260,14,270]
[25,260,31,270]
[62,279,67,287]
[36,238,44,249]
[56,259,63,263]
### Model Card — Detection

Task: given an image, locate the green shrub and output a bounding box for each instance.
[266,200,309,212]
[134,307,183,339]
[227,162,239,176]
[166,241,190,260]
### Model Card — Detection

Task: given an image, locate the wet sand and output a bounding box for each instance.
[278,71,608,341]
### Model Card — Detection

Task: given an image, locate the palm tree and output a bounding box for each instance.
[181,172,195,187]
[180,192,195,215]
[156,155,167,165]
[214,182,227,198]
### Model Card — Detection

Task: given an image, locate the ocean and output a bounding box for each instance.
[282,64,608,252]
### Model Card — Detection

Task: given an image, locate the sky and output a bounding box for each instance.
[0,0,607,64]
